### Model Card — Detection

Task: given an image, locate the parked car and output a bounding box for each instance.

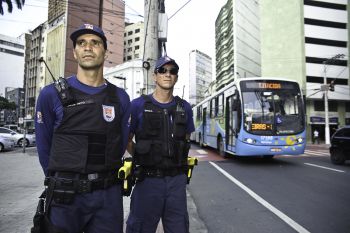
[329,126,350,165]
[3,124,19,131]
[0,127,36,147]
[0,135,16,152]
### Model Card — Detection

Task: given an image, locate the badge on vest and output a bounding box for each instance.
[102,105,115,122]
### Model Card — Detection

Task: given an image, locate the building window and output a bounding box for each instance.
[135,37,140,42]
[135,45,139,50]
[135,28,140,33]
[328,101,338,112]
[128,31,133,36]
[346,102,350,112]
[314,101,324,111]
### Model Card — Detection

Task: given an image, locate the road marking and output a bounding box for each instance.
[304,150,329,156]
[196,149,208,155]
[304,163,345,173]
[209,161,311,233]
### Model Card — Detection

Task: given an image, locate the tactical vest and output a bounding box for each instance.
[48,81,123,174]
[134,95,191,169]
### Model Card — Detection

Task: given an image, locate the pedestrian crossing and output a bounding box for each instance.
[302,149,329,157]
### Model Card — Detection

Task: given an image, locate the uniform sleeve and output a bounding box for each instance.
[184,101,195,134]
[35,86,60,176]
[129,97,144,135]
[117,88,131,156]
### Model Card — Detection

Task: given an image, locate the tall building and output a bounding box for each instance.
[25,23,48,131]
[124,21,144,62]
[215,0,261,91]
[45,0,125,79]
[0,34,25,97]
[189,50,212,106]
[260,0,349,142]
[2,88,24,126]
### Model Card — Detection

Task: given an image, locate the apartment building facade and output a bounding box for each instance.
[189,49,213,106]
[45,0,125,80]
[124,21,144,62]
[260,0,349,142]
[215,0,261,91]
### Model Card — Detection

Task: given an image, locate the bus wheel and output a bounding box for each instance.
[263,155,274,159]
[217,136,226,157]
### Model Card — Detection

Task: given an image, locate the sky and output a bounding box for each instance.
[0,0,226,99]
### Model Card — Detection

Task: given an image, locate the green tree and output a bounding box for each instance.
[0,96,17,110]
[0,0,25,15]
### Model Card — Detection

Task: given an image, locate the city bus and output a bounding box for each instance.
[191,77,306,158]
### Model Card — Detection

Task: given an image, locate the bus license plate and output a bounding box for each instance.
[270,148,281,152]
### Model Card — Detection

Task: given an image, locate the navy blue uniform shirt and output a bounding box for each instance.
[129,94,195,135]
[35,76,131,176]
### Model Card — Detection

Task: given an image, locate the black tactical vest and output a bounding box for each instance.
[134,95,191,169]
[48,81,122,174]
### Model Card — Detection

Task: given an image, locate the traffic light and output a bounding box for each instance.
[329,81,335,92]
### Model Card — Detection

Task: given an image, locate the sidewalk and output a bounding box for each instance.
[0,147,207,233]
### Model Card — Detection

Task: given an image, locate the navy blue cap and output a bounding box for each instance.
[70,24,107,49]
[154,56,179,72]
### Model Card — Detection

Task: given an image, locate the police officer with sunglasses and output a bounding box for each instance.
[126,56,195,233]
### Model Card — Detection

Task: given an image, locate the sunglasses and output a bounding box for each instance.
[156,67,179,75]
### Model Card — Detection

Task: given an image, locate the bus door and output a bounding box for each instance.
[226,95,237,152]
[202,107,207,145]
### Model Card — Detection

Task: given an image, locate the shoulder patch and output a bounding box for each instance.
[36,111,43,124]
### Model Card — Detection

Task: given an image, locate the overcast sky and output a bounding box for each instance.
[0,0,226,98]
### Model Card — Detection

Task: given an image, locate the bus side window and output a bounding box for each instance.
[217,94,224,117]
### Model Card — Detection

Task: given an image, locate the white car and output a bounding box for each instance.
[0,127,36,147]
[0,135,16,152]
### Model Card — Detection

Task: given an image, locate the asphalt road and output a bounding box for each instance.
[1,144,349,233]
[188,144,350,233]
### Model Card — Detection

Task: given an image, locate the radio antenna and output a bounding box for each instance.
[39,57,57,82]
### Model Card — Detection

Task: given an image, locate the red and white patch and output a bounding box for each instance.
[102,105,115,122]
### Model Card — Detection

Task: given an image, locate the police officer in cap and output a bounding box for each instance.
[126,55,195,233]
[35,23,130,233]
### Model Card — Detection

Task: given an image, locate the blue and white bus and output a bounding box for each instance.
[191,77,306,158]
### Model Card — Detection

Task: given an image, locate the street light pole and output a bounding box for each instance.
[322,53,345,145]
[323,62,330,145]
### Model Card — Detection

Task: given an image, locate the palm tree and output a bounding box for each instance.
[0,0,25,15]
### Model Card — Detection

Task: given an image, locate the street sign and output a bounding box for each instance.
[18,117,24,124]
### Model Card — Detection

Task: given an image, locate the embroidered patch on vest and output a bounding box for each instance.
[102,105,115,122]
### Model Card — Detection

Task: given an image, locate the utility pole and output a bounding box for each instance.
[322,53,345,145]
[144,0,160,94]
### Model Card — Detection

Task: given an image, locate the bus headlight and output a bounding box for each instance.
[244,138,256,144]
[296,138,303,143]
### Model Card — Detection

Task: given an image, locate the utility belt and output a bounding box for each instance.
[140,166,187,178]
[45,171,120,204]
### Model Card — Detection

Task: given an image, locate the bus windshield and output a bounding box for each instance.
[241,81,304,135]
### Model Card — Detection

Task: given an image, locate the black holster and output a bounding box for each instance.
[31,182,67,233]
